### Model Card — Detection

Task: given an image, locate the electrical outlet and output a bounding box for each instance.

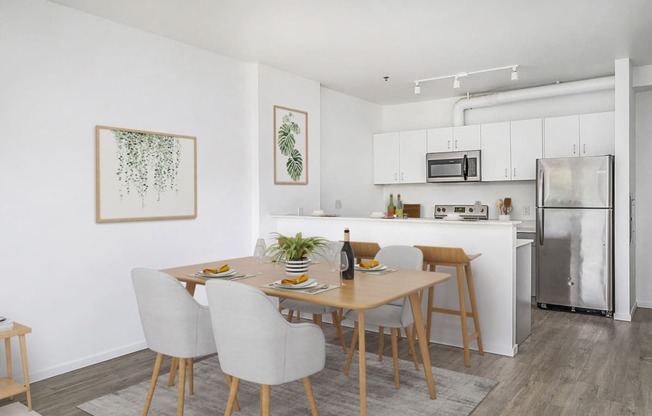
[523,205,531,216]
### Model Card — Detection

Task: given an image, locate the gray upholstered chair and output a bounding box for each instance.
[206,280,325,416]
[132,268,237,416]
[343,245,423,389]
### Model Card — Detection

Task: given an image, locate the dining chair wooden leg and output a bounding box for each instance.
[456,265,471,367]
[286,309,295,322]
[187,358,194,395]
[378,326,384,362]
[331,311,347,353]
[404,326,419,371]
[344,322,359,375]
[303,377,319,416]
[426,285,435,342]
[313,314,323,326]
[465,263,484,355]
[260,384,271,416]
[142,352,163,416]
[168,357,178,386]
[224,376,240,416]
[390,328,400,389]
[177,358,186,416]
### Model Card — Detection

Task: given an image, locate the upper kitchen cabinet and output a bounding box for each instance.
[373,130,426,184]
[579,112,615,156]
[510,118,543,180]
[481,119,542,181]
[481,122,511,181]
[427,125,481,153]
[544,112,614,158]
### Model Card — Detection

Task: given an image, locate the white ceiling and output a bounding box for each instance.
[49,0,652,105]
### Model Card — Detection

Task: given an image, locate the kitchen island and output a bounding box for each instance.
[274,215,527,357]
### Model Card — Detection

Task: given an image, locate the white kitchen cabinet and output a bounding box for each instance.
[544,115,579,158]
[373,130,426,184]
[427,125,481,153]
[580,111,615,156]
[373,132,400,184]
[544,112,614,158]
[481,119,542,182]
[481,122,511,181]
[511,118,542,180]
[399,129,427,183]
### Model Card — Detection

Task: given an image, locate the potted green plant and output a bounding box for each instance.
[266,232,328,276]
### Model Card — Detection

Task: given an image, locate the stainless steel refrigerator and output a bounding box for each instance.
[536,155,614,315]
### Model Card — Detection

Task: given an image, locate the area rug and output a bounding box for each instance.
[0,402,43,416]
[78,345,496,415]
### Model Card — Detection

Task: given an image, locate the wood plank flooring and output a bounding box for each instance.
[2,306,652,415]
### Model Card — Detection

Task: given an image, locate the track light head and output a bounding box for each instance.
[453,76,460,89]
[511,66,519,82]
[414,82,420,94]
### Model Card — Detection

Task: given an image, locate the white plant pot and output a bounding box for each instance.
[285,258,310,277]
[499,214,511,221]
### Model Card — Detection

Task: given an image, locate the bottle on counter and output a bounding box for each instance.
[396,194,404,218]
[341,228,355,280]
[387,193,396,217]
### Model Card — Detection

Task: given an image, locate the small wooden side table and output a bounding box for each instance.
[0,323,32,411]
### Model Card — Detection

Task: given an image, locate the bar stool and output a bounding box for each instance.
[415,245,484,367]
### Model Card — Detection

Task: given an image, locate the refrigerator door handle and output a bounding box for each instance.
[538,210,544,246]
[537,169,545,206]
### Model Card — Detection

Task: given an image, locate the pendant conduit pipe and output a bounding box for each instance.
[452,76,615,126]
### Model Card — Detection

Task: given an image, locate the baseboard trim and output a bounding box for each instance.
[29,341,147,383]
[636,301,652,309]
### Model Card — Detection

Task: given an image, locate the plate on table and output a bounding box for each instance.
[355,264,387,271]
[273,279,318,289]
[197,270,238,278]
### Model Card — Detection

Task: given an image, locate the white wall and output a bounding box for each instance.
[257,65,321,239]
[320,88,383,217]
[0,0,254,381]
[380,88,614,220]
[635,91,652,306]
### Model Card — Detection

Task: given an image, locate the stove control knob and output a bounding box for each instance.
[436,207,441,212]
[441,207,446,212]
[481,208,485,212]
[469,208,474,213]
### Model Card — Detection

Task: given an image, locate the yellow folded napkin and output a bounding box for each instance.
[203,264,230,274]
[281,274,308,285]
[359,260,379,269]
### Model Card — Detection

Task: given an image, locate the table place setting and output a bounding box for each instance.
[355,260,398,275]
[190,265,255,281]
[263,275,339,295]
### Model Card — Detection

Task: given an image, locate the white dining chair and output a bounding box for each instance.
[132,268,238,416]
[206,280,325,416]
[343,245,423,389]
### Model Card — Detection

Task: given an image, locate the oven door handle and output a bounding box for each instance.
[463,154,469,181]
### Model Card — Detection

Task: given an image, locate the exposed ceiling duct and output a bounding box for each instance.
[452,76,615,126]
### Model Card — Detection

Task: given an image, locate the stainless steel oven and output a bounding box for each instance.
[426,150,481,183]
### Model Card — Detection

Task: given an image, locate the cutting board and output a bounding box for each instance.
[403,204,421,218]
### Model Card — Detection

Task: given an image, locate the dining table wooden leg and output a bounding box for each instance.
[357,311,367,416]
[378,326,384,362]
[344,322,358,375]
[184,282,197,296]
[408,292,436,400]
[168,357,178,386]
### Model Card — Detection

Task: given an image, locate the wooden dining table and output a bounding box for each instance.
[162,256,450,416]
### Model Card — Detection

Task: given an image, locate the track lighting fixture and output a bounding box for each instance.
[413,64,519,93]
[511,66,519,82]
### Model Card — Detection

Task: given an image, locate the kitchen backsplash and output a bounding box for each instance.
[382,181,536,220]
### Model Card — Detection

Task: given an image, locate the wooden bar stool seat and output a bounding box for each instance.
[415,245,484,367]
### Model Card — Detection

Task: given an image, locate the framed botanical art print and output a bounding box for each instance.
[274,105,308,184]
[96,125,197,223]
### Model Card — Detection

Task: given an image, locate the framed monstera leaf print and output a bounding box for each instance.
[274,105,308,185]
[96,125,197,222]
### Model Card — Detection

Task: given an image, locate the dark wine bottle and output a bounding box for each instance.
[341,228,355,280]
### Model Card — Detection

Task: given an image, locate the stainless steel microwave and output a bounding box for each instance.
[426,150,481,182]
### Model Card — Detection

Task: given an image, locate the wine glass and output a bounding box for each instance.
[335,200,342,216]
[336,251,349,286]
[254,239,266,274]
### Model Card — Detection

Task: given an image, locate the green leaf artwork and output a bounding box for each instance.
[113,130,181,207]
[277,112,303,181]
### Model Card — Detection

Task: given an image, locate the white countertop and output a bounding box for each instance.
[516,220,536,233]
[274,214,521,226]
[516,239,534,248]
